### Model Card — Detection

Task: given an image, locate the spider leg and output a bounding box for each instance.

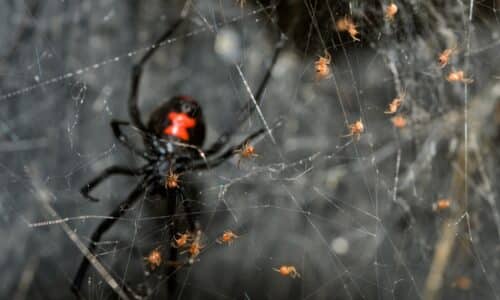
[165,189,180,297]
[81,165,149,202]
[71,177,152,298]
[204,33,286,156]
[111,120,156,160]
[128,18,186,131]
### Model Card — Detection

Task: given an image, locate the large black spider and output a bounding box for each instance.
[71,13,284,299]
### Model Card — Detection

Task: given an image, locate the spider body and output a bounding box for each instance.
[145,96,206,181]
[217,230,239,245]
[344,119,364,140]
[71,16,285,299]
[446,70,473,84]
[385,3,398,21]
[438,46,457,68]
[145,247,163,270]
[433,198,451,212]
[385,93,404,114]
[274,265,300,278]
[336,17,360,41]
[173,231,192,248]
[391,115,407,128]
[314,51,331,81]
[235,142,258,167]
[147,95,206,147]
[165,169,181,189]
[188,240,204,259]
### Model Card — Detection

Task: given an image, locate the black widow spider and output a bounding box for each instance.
[71,11,285,300]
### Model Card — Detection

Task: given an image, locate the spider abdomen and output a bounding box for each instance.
[147,96,206,147]
[163,111,196,141]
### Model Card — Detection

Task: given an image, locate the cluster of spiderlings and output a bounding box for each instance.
[145,229,242,268]
[144,228,304,280]
[317,4,400,139]
[170,230,204,262]
[437,45,473,83]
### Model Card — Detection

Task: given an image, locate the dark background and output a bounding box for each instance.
[1,0,500,299]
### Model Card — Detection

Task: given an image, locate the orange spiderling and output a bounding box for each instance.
[184,230,204,262]
[144,247,162,270]
[165,169,181,190]
[391,115,407,128]
[172,232,191,248]
[234,142,258,166]
[438,46,457,68]
[433,198,451,212]
[385,94,404,114]
[315,51,332,81]
[453,276,472,290]
[344,120,364,140]
[336,17,360,41]
[385,3,398,21]
[273,265,301,279]
[188,241,203,259]
[217,230,239,245]
[236,142,257,158]
[446,70,473,84]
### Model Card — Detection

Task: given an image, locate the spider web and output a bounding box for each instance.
[1,0,500,299]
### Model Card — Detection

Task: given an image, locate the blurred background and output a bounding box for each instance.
[1,0,500,299]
